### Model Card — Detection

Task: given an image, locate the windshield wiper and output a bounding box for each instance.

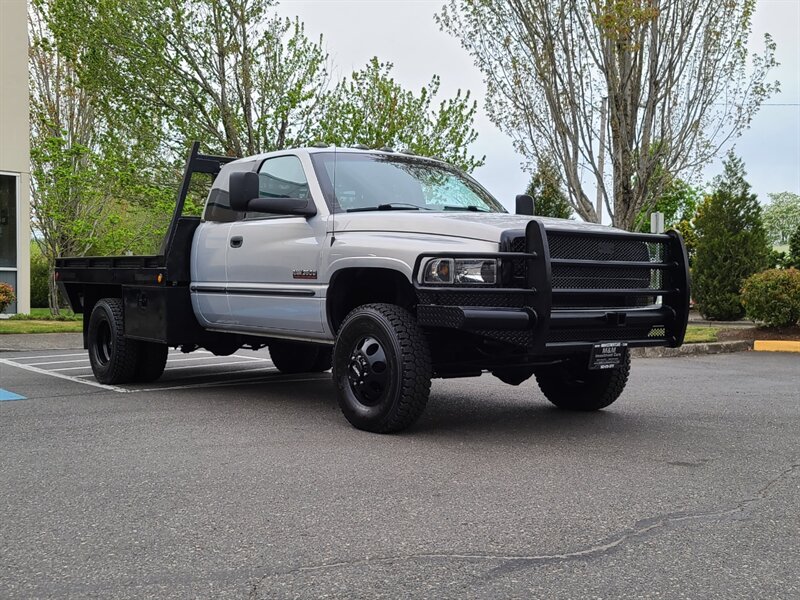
[347,202,433,213]
[441,205,490,212]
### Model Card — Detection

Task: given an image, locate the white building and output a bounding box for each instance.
[0,0,32,315]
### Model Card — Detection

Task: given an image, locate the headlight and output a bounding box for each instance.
[423,258,498,285]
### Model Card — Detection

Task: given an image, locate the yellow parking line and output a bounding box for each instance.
[753,340,800,353]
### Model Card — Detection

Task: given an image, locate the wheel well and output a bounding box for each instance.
[327,268,417,333]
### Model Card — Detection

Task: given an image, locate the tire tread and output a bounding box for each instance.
[335,303,432,433]
[535,351,630,411]
[88,298,139,385]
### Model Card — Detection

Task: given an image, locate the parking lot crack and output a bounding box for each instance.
[248,462,800,594]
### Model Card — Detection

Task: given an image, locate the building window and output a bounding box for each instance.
[0,174,18,314]
[0,175,16,267]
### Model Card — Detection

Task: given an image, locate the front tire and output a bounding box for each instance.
[535,351,631,411]
[87,298,139,384]
[333,303,432,433]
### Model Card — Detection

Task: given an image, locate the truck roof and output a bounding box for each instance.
[225,146,450,168]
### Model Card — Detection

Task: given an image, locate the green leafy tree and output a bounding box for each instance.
[438,0,779,229]
[316,58,483,172]
[693,154,770,320]
[52,0,331,157]
[49,0,482,169]
[634,178,700,233]
[762,192,800,246]
[524,158,572,219]
[29,0,174,313]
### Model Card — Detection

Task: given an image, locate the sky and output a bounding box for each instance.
[276,0,800,217]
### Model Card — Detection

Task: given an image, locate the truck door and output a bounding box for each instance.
[225,155,327,334]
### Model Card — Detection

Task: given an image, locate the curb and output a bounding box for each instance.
[753,340,800,353]
[631,340,753,359]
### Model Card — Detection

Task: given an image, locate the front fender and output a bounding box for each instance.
[322,232,499,288]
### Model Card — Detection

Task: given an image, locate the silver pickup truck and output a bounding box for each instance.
[57,143,690,433]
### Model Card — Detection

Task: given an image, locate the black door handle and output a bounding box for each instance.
[230,236,243,248]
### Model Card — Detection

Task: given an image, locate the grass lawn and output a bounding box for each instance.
[0,307,82,333]
[0,319,82,334]
[27,308,81,320]
[684,325,719,344]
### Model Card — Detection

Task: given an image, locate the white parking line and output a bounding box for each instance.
[157,365,278,381]
[11,353,88,361]
[160,359,272,372]
[207,353,266,361]
[160,356,211,363]
[12,350,207,362]
[25,359,93,366]
[51,357,273,373]
[0,351,283,394]
[0,358,130,393]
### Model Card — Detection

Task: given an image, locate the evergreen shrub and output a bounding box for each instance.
[741,268,800,327]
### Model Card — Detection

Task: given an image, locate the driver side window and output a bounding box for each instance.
[245,155,310,220]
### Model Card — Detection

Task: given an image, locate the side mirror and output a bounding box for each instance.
[516,194,535,216]
[248,197,317,217]
[229,171,317,217]
[229,171,259,212]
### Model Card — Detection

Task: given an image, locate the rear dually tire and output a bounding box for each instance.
[87,298,139,385]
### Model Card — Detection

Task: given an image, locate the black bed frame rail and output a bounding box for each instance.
[159,142,237,258]
[56,143,236,290]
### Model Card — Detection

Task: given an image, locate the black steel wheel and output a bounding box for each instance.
[346,336,390,405]
[87,298,139,384]
[333,303,431,433]
[133,342,169,382]
[535,350,631,411]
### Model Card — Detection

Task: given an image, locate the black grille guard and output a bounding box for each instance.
[412,220,691,353]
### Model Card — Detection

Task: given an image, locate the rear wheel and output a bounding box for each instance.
[535,350,631,411]
[87,298,139,384]
[310,347,332,372]
[269,341,332,374]
[133,342,168,382]
[333,303,431,433]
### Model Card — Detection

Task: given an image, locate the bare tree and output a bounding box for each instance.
[438,0,778,229]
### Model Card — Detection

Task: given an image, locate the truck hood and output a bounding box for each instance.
[328,212,621,243]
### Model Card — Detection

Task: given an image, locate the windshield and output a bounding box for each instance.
[309,152,506,214]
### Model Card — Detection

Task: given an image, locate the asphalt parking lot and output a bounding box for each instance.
[0,350,798,598]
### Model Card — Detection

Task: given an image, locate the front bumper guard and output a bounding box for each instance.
[412,220,691,353]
